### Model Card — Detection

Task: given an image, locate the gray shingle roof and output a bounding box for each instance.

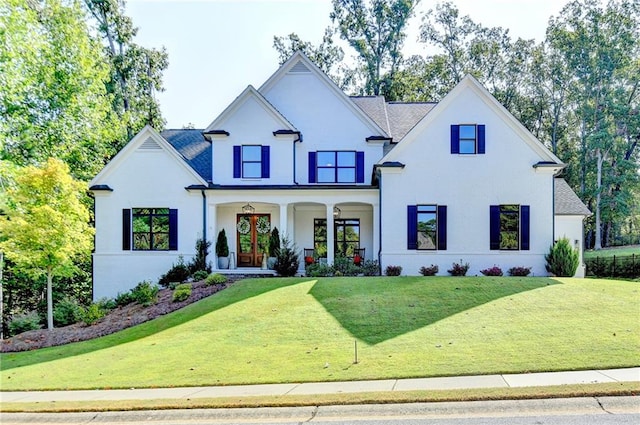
[161,129,211,182]
[555,178,591,216]
[350,96,435,142]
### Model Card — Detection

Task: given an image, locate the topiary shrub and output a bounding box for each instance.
[268,227,280,257]
[204,273,227,286]
[158,256,190,288]
[53,297,83,327]
[274,236,300,277]
[9,311,42,336]
[480,265,503,276]
[385,265,402,276]
[130,280,159,307]
[448,260,470,276]
[172,283,192,302]
[419,264,439,276]
[508,266,532,277]
[545,237,579,277]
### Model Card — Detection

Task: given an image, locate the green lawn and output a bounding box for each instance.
[584,245,639,259]
[1,277,638,391]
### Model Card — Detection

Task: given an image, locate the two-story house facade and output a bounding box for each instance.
[90,52,589,300]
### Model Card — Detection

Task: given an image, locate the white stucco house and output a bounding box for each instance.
[90,52,590,300]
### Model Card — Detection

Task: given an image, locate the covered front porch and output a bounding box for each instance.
[203,188,379,272]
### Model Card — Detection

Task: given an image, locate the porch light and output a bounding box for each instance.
[333,206,341,219]
[242,203,255,214]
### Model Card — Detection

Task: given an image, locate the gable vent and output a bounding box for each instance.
[289,60,311,73]
[138,137,162,151]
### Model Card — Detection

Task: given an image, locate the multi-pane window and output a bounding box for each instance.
[459,125,477,154]
[242,145,262,178]
[317,151,356,183]
[132,208,170,250]
[417,205,437,250]
[313,218,360,257]
[499,205,520,250]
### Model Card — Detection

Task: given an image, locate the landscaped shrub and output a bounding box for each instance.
[114,291,135,307]
[448,260,470,276]
[188,238,212,275]
[385,265,402,276]
[53,297,83,327]
[419,264,439,276]
[480,265,503,276]
[192,270,209,281]
[545,237,579,277]
[274,236,300,277]
[172,283,192,302]
[268,227,280,258]
[158,256,190,288]
[9,311,42,336]
[333,256,360,276]
[204,273,227,286]
[305,262,334,277]
[80,303,106,325]
[508,266,532,277]
[130,280,159,307]
[361,259,380,276]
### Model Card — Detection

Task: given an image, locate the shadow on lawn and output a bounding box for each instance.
[0,277,309,371]
[309,276,559,345]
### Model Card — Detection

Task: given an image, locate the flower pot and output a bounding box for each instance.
[217,256,229,269]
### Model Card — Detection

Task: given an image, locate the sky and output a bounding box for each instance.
[126,0,572,129]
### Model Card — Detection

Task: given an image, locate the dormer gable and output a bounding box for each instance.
[380,75,564,168]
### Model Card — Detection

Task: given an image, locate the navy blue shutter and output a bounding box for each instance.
[450,125,460,154]
[169,209,178,251]
[437,205,447,250]
[122,209,131,250]
[477,125,486,154]
[407,205,418,250]
[308,152,316,183]
[261,146,270,178]
[490,205,501,250]
[356,151,365,183]
[233,146,241,178]
[520,205,530,250]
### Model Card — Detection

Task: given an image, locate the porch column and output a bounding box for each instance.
[279,203,288,239]
[209,203,218,269]
[326,203,335,264]
[372,202,380,263]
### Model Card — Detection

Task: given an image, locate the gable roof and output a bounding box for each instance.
[259,51,389,137]
[555,178,591,216]
[379,75,564,165]
[89,126,209,188]
[204,85,297,134]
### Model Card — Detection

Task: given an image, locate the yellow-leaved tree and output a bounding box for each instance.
[0,158,94,330]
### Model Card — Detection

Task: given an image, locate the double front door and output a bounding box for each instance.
[236,214,270,267]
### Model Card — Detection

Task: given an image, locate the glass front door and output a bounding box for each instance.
[236,214,270,267]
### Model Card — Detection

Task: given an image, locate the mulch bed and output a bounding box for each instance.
[1,279,235,353]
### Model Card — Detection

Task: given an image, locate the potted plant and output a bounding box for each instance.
[216,229,229,269]
[267,227,279,269]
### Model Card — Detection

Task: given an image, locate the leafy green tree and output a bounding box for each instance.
[0,0,123,180]
[0,158,94,330]
[84,0,168,139]
[330,0,420,97]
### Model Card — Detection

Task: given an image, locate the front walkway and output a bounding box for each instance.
[2,367,638,403]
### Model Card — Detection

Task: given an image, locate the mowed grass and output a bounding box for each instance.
[1,277,638,391]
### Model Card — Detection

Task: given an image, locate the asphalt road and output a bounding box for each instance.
[2,396,638,424]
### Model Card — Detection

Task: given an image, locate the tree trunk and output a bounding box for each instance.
[47,269,53,330]
[594,148,603,250]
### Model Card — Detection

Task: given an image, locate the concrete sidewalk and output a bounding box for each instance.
[1,367,638,403]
